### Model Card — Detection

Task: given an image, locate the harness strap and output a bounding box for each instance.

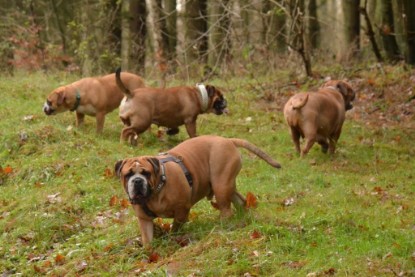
[158,154,193,187]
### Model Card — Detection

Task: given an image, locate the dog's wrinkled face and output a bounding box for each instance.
[322,80,356,111]
[114,157,160,203]
[206,85,228,115]
[43,87,68,115]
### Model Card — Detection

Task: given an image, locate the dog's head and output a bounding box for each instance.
[206,85,228,115]
[322,80,356,111]
[114,157,160,204]
[43,87,68,115]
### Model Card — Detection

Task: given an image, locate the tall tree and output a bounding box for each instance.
[147,0,169,85]
[209,0,232,70]
[379,0,400,61]
[165,0,177,63]
[305,0,319,49]
[402,0,415,64]
[130,0,147,75]
[342,0,360,57]
[185,0,208,65]
[120,0,130,70]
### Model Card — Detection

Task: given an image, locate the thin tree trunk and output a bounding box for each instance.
[185,0,208,64]
[209,0,232,70]
[306,0,319,49]
[342,0,360,58]
[360,0,383,62]
[121,0,130,71]
[402,0,415,64]
[165,0,177,63]
[379,0,400,61]
[130,0,147,75]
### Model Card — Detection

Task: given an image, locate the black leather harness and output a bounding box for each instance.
[135,154,193,218]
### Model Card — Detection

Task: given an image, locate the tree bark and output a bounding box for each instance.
[402,0,415,64]
[121,0,130,71]
[342,0,360,57]
[379,0,400,61]
[165,0,177,63]
[185,0,208,64]
[209,0,232,69]
[306,0,319,49]
[130,0,147,75]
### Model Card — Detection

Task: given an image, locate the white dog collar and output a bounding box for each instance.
[196,83,209,112]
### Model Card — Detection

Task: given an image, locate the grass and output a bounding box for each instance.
[0,69,414,276]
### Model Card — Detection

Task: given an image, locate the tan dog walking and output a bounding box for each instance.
[43,72,145,133]
[114,135,281,246]
[115,68,228,145]
[283,80,355,156]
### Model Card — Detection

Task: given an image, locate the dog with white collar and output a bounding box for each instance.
[43,71,145,133]
[283,80,356,156]
[115,68,228,145]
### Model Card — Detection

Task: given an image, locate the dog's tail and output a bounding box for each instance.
[115,67,133,98]
[291,94,309,110]
[230,138,281,169]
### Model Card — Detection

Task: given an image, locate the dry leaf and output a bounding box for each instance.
[250,230,262,239]
[55,254,65,265]
[109,195,118,207]
[120,198,130,209]
[148,252,160,263]
[104,167,113,178]
[4,166,13,174]
[246,192,258,208]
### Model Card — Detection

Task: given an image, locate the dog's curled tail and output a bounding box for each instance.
[291,94,309,110]
[230,138,281,169]
[115,67,132,98]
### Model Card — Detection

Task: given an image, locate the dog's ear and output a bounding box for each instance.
[57,89,66,105]
[146,157,160,175]
[336,82,349,98]
[114,160,125,178]
[205,85,216,97]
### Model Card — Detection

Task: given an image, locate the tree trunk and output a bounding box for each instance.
[306,0,319,49]
[130,0,147,75]
[209,0,232,70]
[106,0,122,57]
[342,0,360,58]
[165,0,177,63]
[185,0,208,65]
[121,0,130,71]
[147,0,169,86]
[402,0,415,64]
[379,0,400,61]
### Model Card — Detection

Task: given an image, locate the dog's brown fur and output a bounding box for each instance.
[115,135,281,246]
[43,72,145,133]
[115,69,228,145]
[283,80,355,156]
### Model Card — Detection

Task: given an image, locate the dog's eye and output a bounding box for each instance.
[124,171,134,181]
[47,100,52,106]
[141,170,151,178]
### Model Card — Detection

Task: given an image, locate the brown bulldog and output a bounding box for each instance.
[283,80,355,156]
[43,72,145,133]
[114,135,281,246]
[115,68,228,145]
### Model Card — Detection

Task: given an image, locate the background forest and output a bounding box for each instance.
[1,0,415,79]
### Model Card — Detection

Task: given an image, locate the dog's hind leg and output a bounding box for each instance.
[289,127,301,154]
[301,136,316,157]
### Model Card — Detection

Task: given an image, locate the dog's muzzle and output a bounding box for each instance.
[43,102,55,115]
[127,176,150,203]
[214,98,228,115]
[346,102,353,111]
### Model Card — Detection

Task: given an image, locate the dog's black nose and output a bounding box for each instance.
[133,178,144,186]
